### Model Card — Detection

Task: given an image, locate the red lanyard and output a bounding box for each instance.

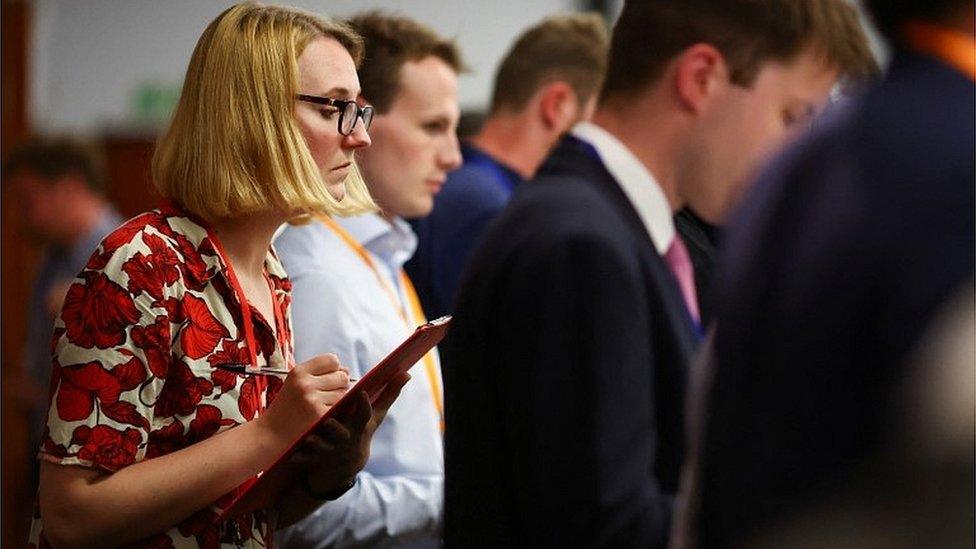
[206,226,292,396]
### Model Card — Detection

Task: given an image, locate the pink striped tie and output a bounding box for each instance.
[664,236,700,324]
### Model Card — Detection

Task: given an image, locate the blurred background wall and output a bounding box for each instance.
[29,0,585,134]
[1,0,612,543]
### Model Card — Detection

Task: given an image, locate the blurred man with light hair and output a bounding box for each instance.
[407,12,610,320]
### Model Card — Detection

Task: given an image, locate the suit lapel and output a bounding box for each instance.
[543,137,700,363]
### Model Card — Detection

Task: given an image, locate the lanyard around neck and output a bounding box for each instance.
[206,226,290,380]
[903,21,976,82]
[315,214,444,430]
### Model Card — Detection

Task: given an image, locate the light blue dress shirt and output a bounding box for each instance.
[274,213,443,548]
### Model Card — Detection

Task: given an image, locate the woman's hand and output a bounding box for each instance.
[258,354,350,442]
[297,372,411,496]
[37,357,357,547]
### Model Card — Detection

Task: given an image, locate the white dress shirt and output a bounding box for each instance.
[274,213,443,548]
[572,121,676,254]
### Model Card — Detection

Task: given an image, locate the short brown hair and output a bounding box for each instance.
[346,12,464,113]
[490,12,610,114]
[602,0,879,102]
[153,2,375,222]
[3,136,105,193]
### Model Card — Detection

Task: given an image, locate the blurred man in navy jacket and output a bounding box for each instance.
[690,1,975,546]
[442,1,876,546]
[407,13,609,320]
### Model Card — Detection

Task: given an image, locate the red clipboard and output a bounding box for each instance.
[215,315,451,522]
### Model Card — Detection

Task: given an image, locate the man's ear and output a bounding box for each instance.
[673,43,729,114]
[538,81,579,132]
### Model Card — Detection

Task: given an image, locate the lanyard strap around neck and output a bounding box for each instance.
[903,21,976,82]
[315,214,444,430]
[206,226,292,377]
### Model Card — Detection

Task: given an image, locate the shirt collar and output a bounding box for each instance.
[571,121,676,255]
[462,142,526,188]
[338,213,418,272]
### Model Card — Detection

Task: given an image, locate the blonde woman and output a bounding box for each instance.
[29,3,403,547]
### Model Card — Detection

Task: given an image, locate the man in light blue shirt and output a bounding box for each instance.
[275,12,462,548]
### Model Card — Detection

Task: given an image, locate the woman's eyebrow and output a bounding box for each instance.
[319,86,359,99]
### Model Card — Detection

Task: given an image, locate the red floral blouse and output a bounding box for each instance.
[28,204,295,548]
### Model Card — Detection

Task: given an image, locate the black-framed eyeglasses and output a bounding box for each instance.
[297,94,374,136]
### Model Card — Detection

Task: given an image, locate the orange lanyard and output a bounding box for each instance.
[314,214,444,430]
[903,21,976,82]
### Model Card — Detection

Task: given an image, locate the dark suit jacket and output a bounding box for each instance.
[694,50,976,546]
[443,136,699,547]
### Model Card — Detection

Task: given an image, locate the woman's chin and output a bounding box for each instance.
[327,180,347,202]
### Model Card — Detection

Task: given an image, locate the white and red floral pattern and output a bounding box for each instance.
[28,204,294,548]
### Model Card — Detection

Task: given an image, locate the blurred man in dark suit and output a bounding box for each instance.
[442,1,875,546]
[690,1,975,546]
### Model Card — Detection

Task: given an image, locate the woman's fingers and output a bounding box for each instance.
[314,370,351,392]
[304,434,338,454]
[289,449,316,466]
[365,373,410,434]
[317,418,352,445]
[321,393,368,440]
[297,353,342,375]
[374,373,410,414]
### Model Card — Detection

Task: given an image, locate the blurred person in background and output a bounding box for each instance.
[3,137,124,490]
[406,12,610,320]
[30,3,406,546]
[687,0,974,546]
[748,283,974,548]
[442,1,876,547]
[275,11,462,548]
[675,40,879,327]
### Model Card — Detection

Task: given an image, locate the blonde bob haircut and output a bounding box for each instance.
[153,2,376,221]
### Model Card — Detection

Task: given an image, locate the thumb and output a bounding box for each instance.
[372,373,410,418]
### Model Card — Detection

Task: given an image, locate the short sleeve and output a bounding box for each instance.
[39,223,180,472]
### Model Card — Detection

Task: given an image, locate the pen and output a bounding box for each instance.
[214,363,358,382]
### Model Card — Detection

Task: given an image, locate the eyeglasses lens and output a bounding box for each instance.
[340,102,358,135]
[361,107,374,132]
